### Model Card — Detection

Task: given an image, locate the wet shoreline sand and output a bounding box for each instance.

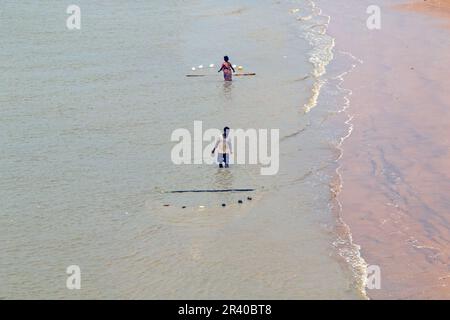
[322,0,450,298]
[396,0,450,27]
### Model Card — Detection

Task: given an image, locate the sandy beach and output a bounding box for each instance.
[323,0,450,299]
[397,0,450,27]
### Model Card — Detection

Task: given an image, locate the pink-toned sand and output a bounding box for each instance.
[322,0,450,299]
[397,0,450,27]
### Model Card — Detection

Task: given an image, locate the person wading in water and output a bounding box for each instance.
[212,127,232,168]
[218,56,235,81]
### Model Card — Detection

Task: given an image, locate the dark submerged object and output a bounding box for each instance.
[169,189,255,194]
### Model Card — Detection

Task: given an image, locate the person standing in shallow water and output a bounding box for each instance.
[218,56,235,81]
[212,127,232,168]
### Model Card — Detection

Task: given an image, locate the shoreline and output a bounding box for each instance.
[322,0,450,298]
[330,54,370,299]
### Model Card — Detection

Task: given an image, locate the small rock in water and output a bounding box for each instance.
[222,203,226,207]
[182,206,186,209]
[238,200,243,204]
[247,197,252,201]
[163,204,170,207]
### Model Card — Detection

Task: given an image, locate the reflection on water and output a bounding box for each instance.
[222,81,234,101]
[213,168,234,190]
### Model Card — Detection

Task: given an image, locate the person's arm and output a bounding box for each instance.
[212,139,220,154]
[230,63,236,73]
[218,64,224,73]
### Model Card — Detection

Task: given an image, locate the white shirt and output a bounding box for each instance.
[214,135,232,154]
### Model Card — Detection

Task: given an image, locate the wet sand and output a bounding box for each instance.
[396,0,450,27]
[323,0,450,299]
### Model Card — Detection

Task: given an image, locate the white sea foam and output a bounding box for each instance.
[295,0,370,299]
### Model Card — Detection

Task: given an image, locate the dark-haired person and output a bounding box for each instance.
[212,127,232,168]
[218,56,235,81]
